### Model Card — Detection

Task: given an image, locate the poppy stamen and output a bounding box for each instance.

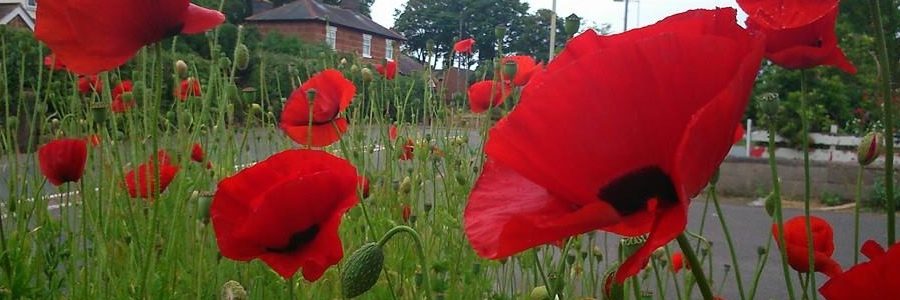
[597,166,678,216]
[266,225,321,253]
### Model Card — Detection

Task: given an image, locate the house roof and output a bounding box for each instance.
[397,55,425,75]
[0,3,34,31]
[246,0,406,41]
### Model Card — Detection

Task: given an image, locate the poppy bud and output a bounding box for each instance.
[603,264,624,300]
[198,193,212,223]
[764,191,777,217]
[219,280,248,300]
[592,246,604,261]
[90,102,108,124]
[620,235,648,258]
[361,68,374,82]
[455,173,467,186]
[564,14,582,36]
[234,44,250,71]
[529,286,549,300]
[50,118,60,128]
[652,247,665,259]
[756,92,779,119]
[341,243,385,298]
[358,176,370,199]
[401,204,411,223]
[757,246,767,256]
[350,64,359,73]
[399,176,412,194]
[502,60,518,81]
[175,60,188,79]
[249,103,262,114]
[340,58,348,66]
[857,132,883,166]
[219,57,232,70]
[495,25,507,38]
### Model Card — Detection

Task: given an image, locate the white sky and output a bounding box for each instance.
[371,0,744,34]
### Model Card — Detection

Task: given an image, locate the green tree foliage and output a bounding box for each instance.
[507,9,567,62]
[321,0,375,16]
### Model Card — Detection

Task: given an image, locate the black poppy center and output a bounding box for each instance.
[265,225,320,253]
[597,166,678,216]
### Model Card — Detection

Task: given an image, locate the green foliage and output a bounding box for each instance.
[868,179,900,210]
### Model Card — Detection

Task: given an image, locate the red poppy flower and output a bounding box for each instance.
[737,0,855,73]
[820,240,900,299]
[733,123,746,144]
[400,139,414,161]
[467,80,512,113]
[280,69,356,147]
[453,38,475,54]
[375,61,397,80]
[85,134,101,147]
[177,77,202,101]
[358,176,370,199]
[402,203,412,223]
[78,75,102,95]
[35,0,224,75]
[191,143,205,163]
[210,149,359,280]
[38,138,88,186]
[463,8,764,283]
[501,55,540,86]
[111,80,135,113]
[44,54,66,71]
[772,216,842,277]
[388,124,398,141]
[124,151,180,199]
[670,252,687,273]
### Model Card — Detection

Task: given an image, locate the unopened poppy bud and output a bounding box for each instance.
[198,194,212,223]
[249,103,262,114]
[361,68,374,82]
[234,44,250,70]
[340,58,348,66]
[757,92,779,118]
[219,280,248,300]
[358,176,370,199]
[341,243,385,298]
[603,264,624,300]
[756,246,767,256]
[50,118,60,127]
[502,60,517,81]
[565,14,581,36]
[764,191,777,217]
[495,25,507,38]
[455,173,467,185]
[175,60,188,79]
[620,235,647,257]
[219,57,232,70]
[91,102,108,124]
[857,132,883,166]
[166,111,176,122]
[399,176,412,194]
[350,64,359,73]
[592,246,604,261]
[652,247,665,259]
[529,286,549,300]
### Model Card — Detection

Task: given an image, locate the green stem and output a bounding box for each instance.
[854,166,863,264]
[868,0,895,245]
[799,69,817,300]
[377,226,434,300]
[768,111,798,300]
[531,249,552,296]
[675,234,713,300]
[709,183,746,300]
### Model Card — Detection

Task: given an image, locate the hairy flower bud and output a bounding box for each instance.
[341,243,385,298]
[361,67,374,82]
[175,60,188,79]
[565,14,582,36]
[529,286,549,300]
[234,44,250,71]
[220,280,248,300]
[857,132,883,166]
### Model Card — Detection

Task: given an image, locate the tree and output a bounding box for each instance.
[321,0,375,16]
[506,9,566,62]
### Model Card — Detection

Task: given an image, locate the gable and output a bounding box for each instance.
[0,3,34,31]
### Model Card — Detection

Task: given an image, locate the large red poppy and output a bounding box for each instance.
[176,78,202,101]
[38,138,88,186]
[210,149,359,280]
[375,61,398,80]
[111,80,135,113]
[772,216,842,277]
[819,240,900,299]
[463,8,764,283]
[124,151,180,199]
[280,69,356,147]
[35,0,224,75]
[467,80,512,113]
[737,0,855,73]
[501,55,540,86]
[453,38,475,54]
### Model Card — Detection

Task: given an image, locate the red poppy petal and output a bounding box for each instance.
[465,159,620,259]
[860,240,886,260]
[38,139,88,186]
[737,0,838,28]
[303,69,356,111]
[615,202,687,282]
[281,118,348,147]
[259,212,346,280]
[180,4,226,35]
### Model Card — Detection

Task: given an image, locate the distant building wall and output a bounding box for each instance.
[249,20,401,64]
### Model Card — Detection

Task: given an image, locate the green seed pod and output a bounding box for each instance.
[219,280,248,300]
[529,286,550,300]
[234,44,250,71]
[198,193,212,223]
[341,243,385,298]
[756,92,779,120]
[249,103,262,115]
[565,14,582,36]
[91,102,108,124]
[175,60,189,79]
[350,64,359,73]
[857,132,883,166]
[502,60,517,81]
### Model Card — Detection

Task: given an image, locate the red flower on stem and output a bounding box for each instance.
[820,240,900,299]
[375,61,398,80]
[35,0,224,75]
[358,176,370,199]
[401,203,412,223]
[501,55,540,86]
[124,150,180,199]
[85,134,101,147]
[210,149,359,280]
[280,69,356,147]
[38,138,88,186]
[463,8,764,283]
[670,252,689,273]
[177,77,202,101]
[388,124,398,141]
[78,75,102,95]
[772,216,842,277]
[44,54,66,71]
[453,38,475,54]
[191,143,205,163]
[467,80,512,113]
[111,80,135,113]
[400,139,414,161]
[737,0,855,73]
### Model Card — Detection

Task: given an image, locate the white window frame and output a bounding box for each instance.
[325,25,337,50]
[362,34,372,58]
[385,39,394,61]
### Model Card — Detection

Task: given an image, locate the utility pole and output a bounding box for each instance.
[548,0,557,60]
[623,0,630,31]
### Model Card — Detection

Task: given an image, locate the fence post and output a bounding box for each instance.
[746,119,752,157]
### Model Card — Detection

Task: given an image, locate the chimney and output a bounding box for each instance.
[339,0,360,12]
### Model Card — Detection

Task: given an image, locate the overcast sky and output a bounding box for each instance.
[370,0,745,34]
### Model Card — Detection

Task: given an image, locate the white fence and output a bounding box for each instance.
[731,120,900,164]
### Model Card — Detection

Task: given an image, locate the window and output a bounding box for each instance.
[325,26,337,50]
[385,40,394,61]
[362,34,372,58]
[27,0,36,6]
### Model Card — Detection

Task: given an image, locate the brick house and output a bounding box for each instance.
[0,0,36,30]
[246,0,405,65]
